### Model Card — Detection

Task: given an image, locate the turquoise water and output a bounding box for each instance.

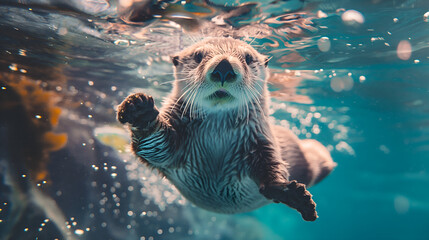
[0,0,428,239]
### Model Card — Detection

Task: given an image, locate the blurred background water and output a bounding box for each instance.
[0,0,428,239]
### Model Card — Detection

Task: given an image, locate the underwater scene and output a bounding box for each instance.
[0,0,428,239]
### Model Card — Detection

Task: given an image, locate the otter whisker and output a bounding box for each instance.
[235,87,246,121]
[236,85,249,124]
[188,84,198,120]
[160,78,188,86]
[180,90,193,118]
[191,83,203,120]
[188,85,200,120]
[247,84,263,107]
[181,83,201,119]
[252,77,267,93]
[244,92,250,125]
[193,90,201,119]
[248,30,264,46]
[254,76,273,85]
[245,91,258,123]
[237,86,251,125]
[245,85,264,116]
[170,78,192,82]
[235,86,245,123]
[248,36,258,46]
[152,72,177,76]
[247,91,256,125]
[170,81,197,115]
[181,84,197,113]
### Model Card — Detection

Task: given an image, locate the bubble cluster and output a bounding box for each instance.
[271,98,353,158]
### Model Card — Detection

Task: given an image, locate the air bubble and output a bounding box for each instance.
[342,10,364,26]
[330,76,354,92]
[317,37,331,52]
[394,195,409,214]
[397,40,412,60]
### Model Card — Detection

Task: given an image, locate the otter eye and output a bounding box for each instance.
[194,52,203,63]
[245,54,253,65]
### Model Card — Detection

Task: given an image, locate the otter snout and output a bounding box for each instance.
[210,59,237,86]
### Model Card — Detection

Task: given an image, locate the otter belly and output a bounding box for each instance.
[164,168,269,213]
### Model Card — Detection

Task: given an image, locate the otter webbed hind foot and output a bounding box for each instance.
[260,180,318,221]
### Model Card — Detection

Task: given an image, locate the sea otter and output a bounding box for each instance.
[117,37,336,221]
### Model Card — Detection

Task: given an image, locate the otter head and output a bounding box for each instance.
[171,37,269,116]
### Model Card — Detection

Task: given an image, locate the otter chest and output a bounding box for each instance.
[162,120,268,213]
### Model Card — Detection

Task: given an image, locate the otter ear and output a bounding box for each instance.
[264,57,269,67]
[172,56,180,66]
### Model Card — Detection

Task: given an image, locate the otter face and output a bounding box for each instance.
[172,38,269,116]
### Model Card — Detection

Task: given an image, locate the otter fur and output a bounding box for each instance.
[117,37,336,221]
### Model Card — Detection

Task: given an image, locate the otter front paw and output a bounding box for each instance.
[117,93,159,128]
[260,180,318,221]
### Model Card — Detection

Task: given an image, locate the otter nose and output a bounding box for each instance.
[210,59,236,86]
